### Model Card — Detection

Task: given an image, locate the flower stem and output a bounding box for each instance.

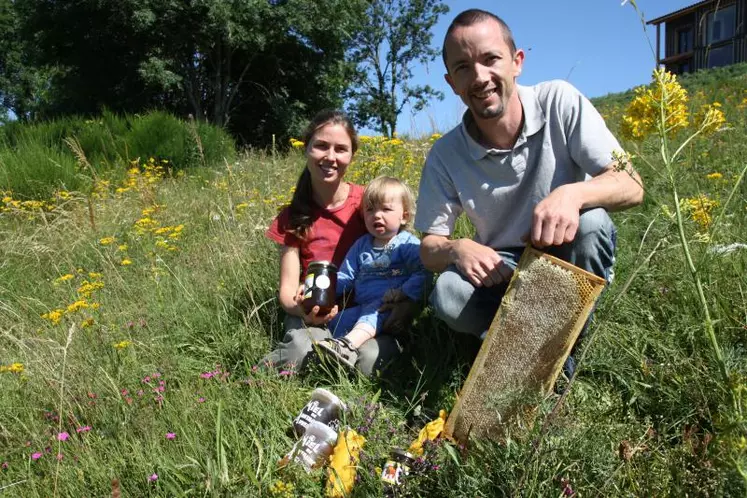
[670,182,733,407]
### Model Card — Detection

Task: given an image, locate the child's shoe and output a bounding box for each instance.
[315,337,359,371]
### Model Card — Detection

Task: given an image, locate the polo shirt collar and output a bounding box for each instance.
[459,84,547,160]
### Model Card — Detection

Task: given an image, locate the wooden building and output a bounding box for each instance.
[648,0,746,74]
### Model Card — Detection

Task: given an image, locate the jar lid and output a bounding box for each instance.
[311,388,347,412]
[308,260,338,271]
[390,448,415,462]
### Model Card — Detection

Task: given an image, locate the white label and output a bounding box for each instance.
[315,275,331,290]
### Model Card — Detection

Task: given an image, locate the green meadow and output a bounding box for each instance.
[1,64,746,496]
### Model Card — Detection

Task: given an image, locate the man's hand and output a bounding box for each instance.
[531,185,582,248]
[453,239,513,288]
[380,298,420,335]
[382,288,407,304]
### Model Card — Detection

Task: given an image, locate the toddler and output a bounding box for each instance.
[316,176,430,369]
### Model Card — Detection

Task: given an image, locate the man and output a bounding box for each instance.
[414,9,644,365]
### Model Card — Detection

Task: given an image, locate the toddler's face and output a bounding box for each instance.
[364,195,406,245]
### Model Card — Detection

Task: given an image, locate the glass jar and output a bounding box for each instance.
[293,388,347,437]
[279,420,339,472]
[302,261,338,315]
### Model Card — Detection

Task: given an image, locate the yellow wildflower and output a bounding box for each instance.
[54,274,75,285]
[289,138,305,149]
[269,480,295,498]
[113,340,132,350]
[90,302,101,310]
[81,317,95,328]
[77,280,104,297]
[0,363,24,374]
[99,236,115,246]
[66,300,89,313]
[121,258,132,266]
[621,69,689,141]
[88,272,103,279]
[118,244,128,251]
[694,102,726,135]
[706,172,723,180]
[681,194,719,231]
[42,309,65,325]
[155,240,170,249]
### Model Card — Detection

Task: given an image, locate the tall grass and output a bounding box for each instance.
[0,111,236,199]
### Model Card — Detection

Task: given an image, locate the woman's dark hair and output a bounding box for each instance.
[287,109,358,240]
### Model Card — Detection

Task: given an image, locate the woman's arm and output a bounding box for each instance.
[278,245,303,317]
[278,245,339,324]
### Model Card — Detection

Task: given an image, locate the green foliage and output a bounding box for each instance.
[0,111,236,198]
[125,111,235,170]
[2,0,370,146]
[346,0,449,137]
[0,139,82,197]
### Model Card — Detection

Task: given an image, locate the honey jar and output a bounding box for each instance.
[302,261,337,315]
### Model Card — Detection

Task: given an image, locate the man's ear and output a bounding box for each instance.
[444,73,457,94]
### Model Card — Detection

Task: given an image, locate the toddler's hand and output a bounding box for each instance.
[382,288,407,304]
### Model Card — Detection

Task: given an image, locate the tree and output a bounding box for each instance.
[346,0,448,137]
[3,0,368,145]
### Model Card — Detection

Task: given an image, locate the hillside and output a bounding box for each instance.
[1,66,746,496]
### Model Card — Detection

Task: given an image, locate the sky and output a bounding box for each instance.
[387,0,692,137]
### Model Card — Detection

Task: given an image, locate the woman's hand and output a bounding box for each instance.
[293,284,338,326]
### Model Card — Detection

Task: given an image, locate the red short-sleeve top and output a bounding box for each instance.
[265,183,367,276]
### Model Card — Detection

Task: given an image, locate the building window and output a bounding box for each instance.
[676,27,693,53]
[678,61,692,74]
[705,4,736,45]
[707,44,734,68]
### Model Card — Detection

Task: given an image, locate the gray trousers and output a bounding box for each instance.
[260,316,401,377]
[430,208,616,337]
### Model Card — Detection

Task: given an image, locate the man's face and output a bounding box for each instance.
[444,19,524,121]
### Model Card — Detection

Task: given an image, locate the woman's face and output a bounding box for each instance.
[305,123,354,187]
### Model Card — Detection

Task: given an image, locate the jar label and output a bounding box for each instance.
[315,275,331,290]
[303,273,314,299]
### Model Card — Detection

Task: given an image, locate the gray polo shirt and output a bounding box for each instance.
[414,79,621,250]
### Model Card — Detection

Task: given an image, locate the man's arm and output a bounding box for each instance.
[531,161,643,248]
[420,234,513,288]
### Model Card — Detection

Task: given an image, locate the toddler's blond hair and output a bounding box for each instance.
[363,176,416,230]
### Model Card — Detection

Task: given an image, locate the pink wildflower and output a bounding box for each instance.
[57,432,70,442]
[56,453,64,461]
[149,473,158,482]
[76,426,91,433]
[165,432,176,440]
[198,397,206,403]
[31,452,42,461]
[200,372,213,379]
[279,369,294,377]
[2,462,8,469]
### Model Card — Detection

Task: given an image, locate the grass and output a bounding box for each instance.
[1,68,746,496]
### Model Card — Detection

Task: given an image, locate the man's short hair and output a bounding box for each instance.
[442,9,517,70]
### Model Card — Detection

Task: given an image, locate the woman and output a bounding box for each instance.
[261,109,406,376]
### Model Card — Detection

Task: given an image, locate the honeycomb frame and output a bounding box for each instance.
[444,246,607,443]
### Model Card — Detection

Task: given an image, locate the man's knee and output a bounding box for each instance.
[552,208,616,280]
[577,208,615,242]
[430,269,472,327]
